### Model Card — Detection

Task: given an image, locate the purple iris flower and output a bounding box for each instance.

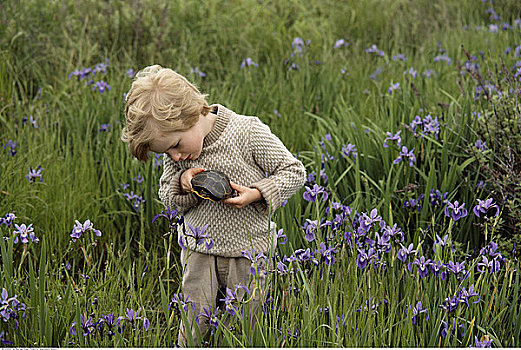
[486,7,500,21]
[196,306,220,334]
[1,213,16,227]
[178,234,187,250]
[383,131,402,148]
[168,293,196,314]
[359,209,382,231]
[444,201,468,221]
[3,140,17,157]
[476,256,501,274]
[403,196,423,212]
[153,152,163,169]
[126,68,136,78]
[98,123,111,132]
[293,248,319,265]
[394,146,416,166]
[388,82,401,94]
[204,237,214,251]
[440,319,465,338]
[473,198,500,218]
[408,67,418,78]
[219,288,239,315]
[26,165,44,183]
[240,57,258,68]
[79,67,92,80]
[341,143,357,159]
[117,308,150,332]
[70,219,102,241]
[319,242,338,266]
[409,301,429,324]
[409,115,423,133]
[432,234,454,253]
[474,139,487,151]
[446,261,467,279]
[479,241,502,258]
[356,248,378,270]
[70,314,96,336]
[92,61,109,76]
[393,53,407,61]
[92,81,111,94]
[459,285,480,306]
[423,69,437,78]
[369,67,384,80]
[13,223,39,244]
[190,66,206,78]
[1,288,16,320]
[303,184,328,202]
[473,336,493,348]
[100,312,118,339]
[374,232,391,254]
[429,189,448,206]
[440,295,460,313]
[433,54,453,65]
[303,219,318,242]
[276,228,287,244]
[430,260,447,280]
[365,44,385,57]
[397,243,416,262]
[319,168,329,183]
[421,115,440,139]
[185,223,213,251]
[123,191,145,212]
[413,256,432,278]
[68,69,81,80]
[334,39,349,49]
[444,200,468,221]
[0,331,13,345]
[152,207,180,227]
[277,261,289,275]
[241,249,268,276]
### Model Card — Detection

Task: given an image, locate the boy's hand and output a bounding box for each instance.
[222,182,263,209]
[180,168,206,193]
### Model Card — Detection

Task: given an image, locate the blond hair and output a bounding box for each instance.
[121,64,212,161]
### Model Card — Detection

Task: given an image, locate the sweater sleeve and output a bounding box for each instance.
[158,155,201,212]
[248,117,306,214]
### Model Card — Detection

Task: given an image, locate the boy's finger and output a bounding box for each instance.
[229,181,244,191]
[223,197,241,206]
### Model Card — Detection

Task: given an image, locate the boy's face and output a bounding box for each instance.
[148,117,207,162]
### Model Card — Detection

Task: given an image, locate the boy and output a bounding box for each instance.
[122,64,306,345]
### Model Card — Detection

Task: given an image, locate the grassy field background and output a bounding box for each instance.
[1,0,521,347]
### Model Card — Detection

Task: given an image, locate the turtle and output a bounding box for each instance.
[191,170,236,201]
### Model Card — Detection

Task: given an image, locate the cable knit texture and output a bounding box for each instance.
[158,104,306,257]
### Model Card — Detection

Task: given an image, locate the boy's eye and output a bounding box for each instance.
[172,141,180,149]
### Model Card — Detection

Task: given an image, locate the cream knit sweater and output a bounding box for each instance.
[158,104,306,257]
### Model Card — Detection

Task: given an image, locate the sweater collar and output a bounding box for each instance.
[203,104,231,148]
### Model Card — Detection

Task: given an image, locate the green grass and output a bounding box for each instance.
[1,0,521,347]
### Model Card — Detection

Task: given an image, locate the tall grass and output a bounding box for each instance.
[1,0,520,347]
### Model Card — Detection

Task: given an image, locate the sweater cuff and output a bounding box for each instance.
[251,178,280,215]
[169,170,201,209]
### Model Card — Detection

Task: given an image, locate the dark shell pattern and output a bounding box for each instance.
[191,170,234,201]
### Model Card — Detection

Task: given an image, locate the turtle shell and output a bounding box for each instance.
[191,170,235,201]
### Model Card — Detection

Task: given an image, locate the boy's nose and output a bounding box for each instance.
[167,150,182,162]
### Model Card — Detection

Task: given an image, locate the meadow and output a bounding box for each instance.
[1,0,521,347]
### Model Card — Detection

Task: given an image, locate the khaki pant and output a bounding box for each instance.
[178,250,265,347]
